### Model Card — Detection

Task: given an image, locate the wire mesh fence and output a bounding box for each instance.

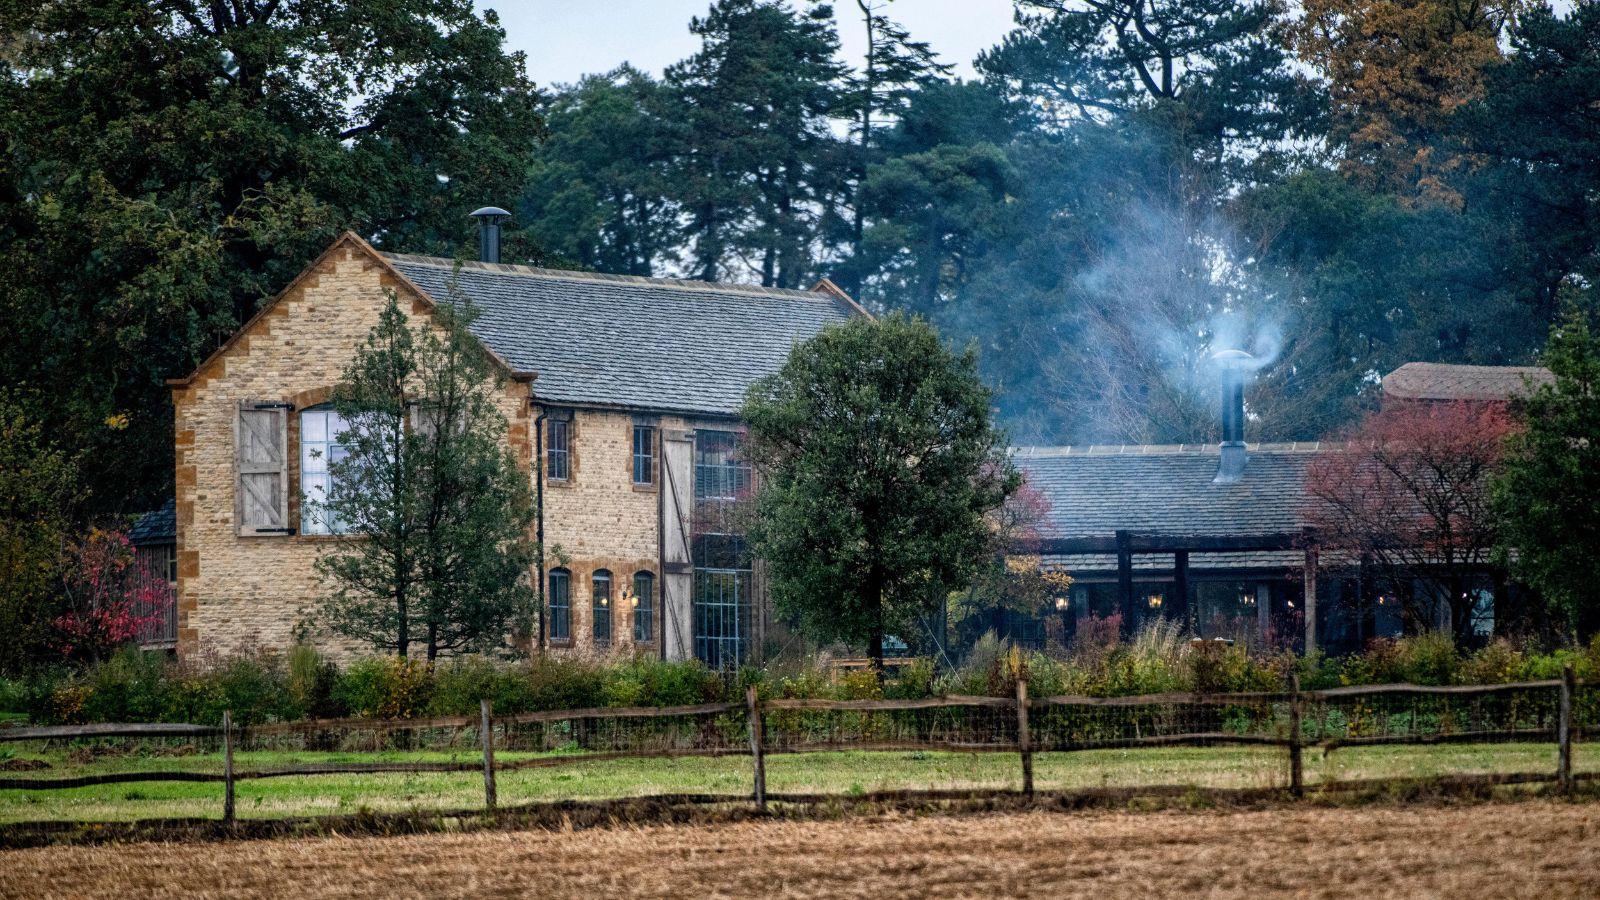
[0,670,1592,826]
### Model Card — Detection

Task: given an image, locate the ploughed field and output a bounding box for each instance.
[3,801,1598,898]
[1,742,1594,823]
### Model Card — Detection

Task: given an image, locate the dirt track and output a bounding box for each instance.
[3,800,1597,898]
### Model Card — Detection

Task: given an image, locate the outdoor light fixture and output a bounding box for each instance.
[1054,597,1071,611]
[1239,590,1257,607]
[1146,593,1164,610]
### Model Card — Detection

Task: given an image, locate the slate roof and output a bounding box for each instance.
[129,498,176,546]
[1012,443,1326,541]
[1383,362,1552,402]
[385,254,859,416]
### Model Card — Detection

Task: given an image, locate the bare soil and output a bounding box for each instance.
[2,800,1597,899]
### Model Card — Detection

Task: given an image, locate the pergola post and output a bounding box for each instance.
[1115,530,1135,636]
[1172,550,1190,632]
[1302,542,1319,657]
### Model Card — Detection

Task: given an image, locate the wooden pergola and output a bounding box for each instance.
[1031,526,1324,653]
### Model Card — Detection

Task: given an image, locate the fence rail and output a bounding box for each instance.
[0,668,1589,824]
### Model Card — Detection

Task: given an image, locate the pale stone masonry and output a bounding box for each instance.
[167,231,859,664]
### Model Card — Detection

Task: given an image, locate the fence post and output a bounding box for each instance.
[1558,664,1574,793]
[1288,673,1304,798]
[746,685,766,812]
[1016,679,1033,800]
[221,709,235,825]
[481,698,497,814]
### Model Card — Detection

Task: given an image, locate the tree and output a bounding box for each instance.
[0,392,81,674]
[1455,3,1600,324]
[978,0,1310,159]
[312,292,536,660]
[519,67,682,276]
[741,313,1020,669]
[0,0,542,517]
[857,142,1016,316]
[666,0,847,286]
[1305,399,1516,639]
[1493,308,1600,638]
[831,0,953,294]
[1293,0,1520,202]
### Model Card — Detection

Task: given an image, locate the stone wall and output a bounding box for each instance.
[170,237,534,661]
[538,408,689,658]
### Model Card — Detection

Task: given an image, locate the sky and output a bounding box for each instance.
[477,0,1021,89]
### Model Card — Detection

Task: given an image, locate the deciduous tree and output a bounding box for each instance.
[1306,399,1516,639]
[741,313,1020,670]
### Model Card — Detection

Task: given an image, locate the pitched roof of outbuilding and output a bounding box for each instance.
[1382,362,1552,402]
[129,498,176,546]
[385,253,861,416]
[1012,443,1326,541]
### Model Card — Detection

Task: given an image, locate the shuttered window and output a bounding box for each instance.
[236,402,291,536]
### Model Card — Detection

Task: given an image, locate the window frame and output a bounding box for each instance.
[632,423,656,487]
[548,568,572,643]
[299,405,353,535]
[592,569,612,646]
[546,414,572,483]
[632,571,655,643]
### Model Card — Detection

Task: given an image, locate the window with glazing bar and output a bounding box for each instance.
[547,416,571,481]
[632,571,654,642]
[693,429,749,501]
[632,424,655,486]
[548,568,571,641]
[592,569,612,645]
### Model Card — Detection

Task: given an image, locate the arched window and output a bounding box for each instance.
[548,568,571,642]
[592,569,612,646]
[632,571,655,643]
[300,405,350,534]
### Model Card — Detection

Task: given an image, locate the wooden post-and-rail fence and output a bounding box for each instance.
[0,668,1587,824]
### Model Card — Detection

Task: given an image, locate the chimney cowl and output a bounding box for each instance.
[1211,349,1254,484]
[468,206,511,264]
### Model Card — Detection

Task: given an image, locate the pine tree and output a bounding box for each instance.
[312,291,536,660]
[666,0,847,286]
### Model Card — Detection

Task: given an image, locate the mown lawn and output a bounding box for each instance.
[1,742,1593,824]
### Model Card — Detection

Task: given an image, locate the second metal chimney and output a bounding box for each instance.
[1212,349,1253,484]
[468,206,511,264]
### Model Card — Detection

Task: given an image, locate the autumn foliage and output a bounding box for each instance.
[53,529,162,661]
[1305,399,1517,635]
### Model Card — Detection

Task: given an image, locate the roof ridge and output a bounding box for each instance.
[1012,442,1335,458]
[382,252,837,303]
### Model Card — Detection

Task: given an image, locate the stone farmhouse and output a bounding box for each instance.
[162,226,862,665]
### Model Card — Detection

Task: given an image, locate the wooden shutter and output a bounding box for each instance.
[660,431,695,661]
[236,401,291,536]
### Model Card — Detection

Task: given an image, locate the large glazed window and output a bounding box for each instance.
[693,430,749,501]
[691,429,752,668]
[548,568,571,641]
[299,406,350,535]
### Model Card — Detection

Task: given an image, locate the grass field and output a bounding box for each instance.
[2,800,1597,898]
[2,741,1593,823]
